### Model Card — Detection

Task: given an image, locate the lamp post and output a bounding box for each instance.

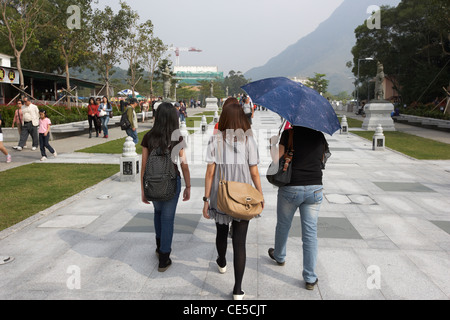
[357,57,375,106]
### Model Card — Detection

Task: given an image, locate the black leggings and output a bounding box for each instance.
[216,220,249,295]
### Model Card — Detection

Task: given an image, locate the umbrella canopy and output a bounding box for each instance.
[242,77,341,135]
[118,89,139,96]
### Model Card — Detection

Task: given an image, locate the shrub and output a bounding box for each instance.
[402,103,450,120]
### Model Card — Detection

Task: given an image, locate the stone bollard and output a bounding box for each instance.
[213,111,219,124]
[341,115,349,134]
[201,115,207,134]
[120,137,140,182]
[180,121,189,144]
[373,124,386,151]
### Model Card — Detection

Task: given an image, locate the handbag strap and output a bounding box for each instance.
[283,130,295,172]
[284,129,294,158]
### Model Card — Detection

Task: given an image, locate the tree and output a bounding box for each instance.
[351,1,450,104]
[47,0,94,105]
[140,20,167,99]
[91,1,134,99]
[305,73,329,94]
[120,4,141,98]
[223,71,249,97]
[0,0,48,92]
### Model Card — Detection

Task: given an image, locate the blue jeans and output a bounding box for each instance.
[101,116,110,136]
[126,128,139,144]
[39,133,55,157]
[152,177,182,254]
[274,185,323,283]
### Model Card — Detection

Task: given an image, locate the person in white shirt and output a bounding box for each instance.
[14,97,40,151]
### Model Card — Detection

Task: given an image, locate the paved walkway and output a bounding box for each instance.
[0,108,449,300]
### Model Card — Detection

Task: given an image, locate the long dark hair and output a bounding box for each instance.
[147,102,180,151]
[218,98,251,133]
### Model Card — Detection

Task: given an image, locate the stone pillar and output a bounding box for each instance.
[362,101,396,131]
[180,121,189,144]
[120,137,140,182]
[201,115,207,134]
[341,115,349,135]
[373,124,386,151]
[205,97,219,111]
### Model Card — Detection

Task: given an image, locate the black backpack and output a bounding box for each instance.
[143,148,178,202]
[119,111,132,130]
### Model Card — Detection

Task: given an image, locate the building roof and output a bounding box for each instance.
[8,67,103,89]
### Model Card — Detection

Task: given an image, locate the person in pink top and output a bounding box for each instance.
[38,110,57,161]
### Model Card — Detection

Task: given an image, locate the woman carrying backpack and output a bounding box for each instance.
[202,98,264,300]
[140,102,191,272]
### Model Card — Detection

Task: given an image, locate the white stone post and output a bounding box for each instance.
[201,115,207,134]
[180,121,189,145]
[341,115,349,135]
[120,137,140,182]
[373,124,386,151]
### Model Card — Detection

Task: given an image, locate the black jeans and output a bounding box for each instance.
[39,133,55,157]
[88,115,101,134]
[19,122,38,148]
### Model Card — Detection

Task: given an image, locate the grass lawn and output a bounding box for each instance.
[338,116,450,159]
[186,116,214,129]
[77,131,149,154]
[0,163,119,231]
[352,131,450,160]
[193,111,220,117]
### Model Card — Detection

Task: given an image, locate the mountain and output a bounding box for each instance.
[244,0,401,94]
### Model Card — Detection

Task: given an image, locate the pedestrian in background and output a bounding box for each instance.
[12,100,23,135]
[14,97,39,151]
[98,96,113,139]
[179,100,187,123]
[126,98,139,144]
[87,97,100,138]
[0,111,12,163]
[38,110,57,161]
[242,96,254,125]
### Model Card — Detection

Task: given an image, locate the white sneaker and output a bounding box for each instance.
[6,155,11,163]
[233,291,245,300]
[53,151,57,158]
[32,147,37,151]
[40,156,47,161]
[16,147,22,151]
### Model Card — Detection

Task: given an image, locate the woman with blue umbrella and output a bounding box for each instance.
[242,77,338,290]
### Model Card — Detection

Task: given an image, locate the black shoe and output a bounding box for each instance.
[305,279,319,291]
[268,248,285,266]
[155,238,161,258]
[158,252,172,272]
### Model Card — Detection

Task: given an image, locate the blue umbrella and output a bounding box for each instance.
[242,77,341,135]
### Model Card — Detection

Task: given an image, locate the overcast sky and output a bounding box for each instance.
[94,0,345,75]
